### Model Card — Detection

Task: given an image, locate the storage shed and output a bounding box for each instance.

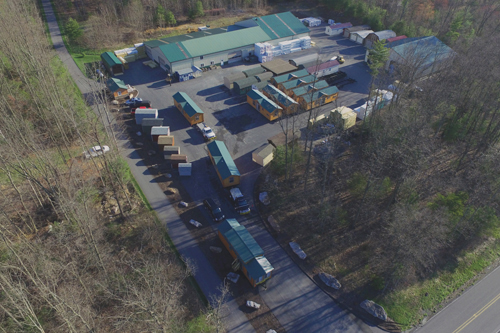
[233,77,259,95]
[175,67,194,82]
[247,89,283,121]
[135,109,158,125]
[101,52,124,76]
[325,22,352,36]
[106,78,131,99]
[173,92,204,125]
[350,30,374,44]
[224,72,247,89]
[260,59,298,76]
[243,66,266,77]
[158,135,175,147]
[163,146,180,157]
[262,84,299,114]
[151,126,171,142]
[218,219,273,287]
[288,53,319,67]
[280,74,317,94]
[364,30,396,48]
[306,60,339,78]
[165,154,188,168]
[271,69,309,86]
[290,80,329,100]
[178,163,192,176]
[252,144,275,166]
[330,106,356,129]
[255,72,274,82]
[207,141,240,187]
[297,86,339,110]
[343,25,371,38]
[141,118,164,138]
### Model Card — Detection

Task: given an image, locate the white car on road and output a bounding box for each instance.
[84,145,110,159]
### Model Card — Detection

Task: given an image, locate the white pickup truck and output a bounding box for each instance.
[195,123,216,141]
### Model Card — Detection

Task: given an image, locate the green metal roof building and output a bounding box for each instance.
[144,11,310,74]
[271,69,310,86]
[101,52,124,76]
[233,76,259,95]
[218,219,274,287]
[281,74,317,92]
[247,89,282,121]
[173,92,204,125]
[262,84,299,114]
[291,80,329,99]
[207,141,240,187]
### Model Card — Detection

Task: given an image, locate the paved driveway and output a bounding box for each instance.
[117,23,383,333]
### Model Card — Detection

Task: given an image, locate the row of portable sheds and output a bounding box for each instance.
[325,22,400,48]
[133,108,189,172]
[218,219,273,287]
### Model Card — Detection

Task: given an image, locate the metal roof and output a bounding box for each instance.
[367,30,396,41]
[263,84,298,107]
[151,126,170,135]
[141,118,164,127]
[385,36,455,68]
[234,77,259,89]
[106,78,127,91]
[255,12,310,39]
[158,42,193,63]
[218,219,264,264]
[261,58,297,75]
[300,86,339,103]
[243,66,266,77]
[282,74,317,90]
[273,69,309,84]
[101,52,122,67]
[292,80,329,96]
[351,30,374,39]
[144,27,229,48]
[328,22,353,30]
[386,35,407,43]
[255,72,274,82]
[345,25,371,33]
[244,256,274,280]
[176,67,193,75]
[247,89,282,113]
[207,141,240,180]
[289,53,319,66]
[307,60,340,73]
[173,92,203,117]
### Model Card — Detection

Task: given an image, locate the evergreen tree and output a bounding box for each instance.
[165,10,176,26]
[367,40,389,77]
[154,5,167,28]
[195,1,204,17]
[65,18,82,42]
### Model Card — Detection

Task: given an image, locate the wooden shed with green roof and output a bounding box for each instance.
[233,77,259,95]
[173,92,204,126]
[290,80,329,100]
[297,86,339,110]
[247,89,282,121]
[106,78,130,99]
[270,69,309,87]
[207,141,240,187]
[101,52,124,76]
[218,219,274,287]
[280,74,317,94]
[262,84,299,114]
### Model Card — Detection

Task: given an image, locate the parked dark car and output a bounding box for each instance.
[130,100,152,113]
[203,198,225,222]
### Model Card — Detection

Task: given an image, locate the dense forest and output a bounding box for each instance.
[0,1,222,332]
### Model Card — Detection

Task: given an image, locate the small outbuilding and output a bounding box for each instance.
[178,163,192,176]
[141,118,164,138]
[175,67,202,82]
[255,72,274,82]
[306,60,339,78]
[151,126,171,142]
[158,135,175,148]
[218,219,273,288]
[106,78,132,99]
[288,53,319,68]
[325,22,353,36]
[135,108,158,125]
[270,69,309,87]
[343,25,371,38]
[260,59,297,76]
[243,66,266,77]
[330,106,356,130]
[207,140,240,188]
[297,86,339,110]
[166,154,188,168]
[280,74,317,94]
[224,72,247,89]
[290,80,329,100]
[173,92,204,126]
[350,30,374,44]
[101,51,124,76]
[262,84,299,114]
[163,146,180,158]
[247,89,283,121]
[252,144,275,166]
[364,30,396,48]
[233,77,259,95]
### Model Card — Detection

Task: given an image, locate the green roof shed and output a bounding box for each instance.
[207,141,240,187]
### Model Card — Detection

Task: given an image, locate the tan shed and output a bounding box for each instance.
[163,146,180,158]
[252,144,275,166]
[165,154,188,168]
[224,72,246,89]
[330,106,357,130]
[158,135,174,146]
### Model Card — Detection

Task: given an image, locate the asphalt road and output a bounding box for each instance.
[416,264,500,333]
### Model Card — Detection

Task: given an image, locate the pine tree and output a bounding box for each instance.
[165,10,176,26]
[65,18,82,42]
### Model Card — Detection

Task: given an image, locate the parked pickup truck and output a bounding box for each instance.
[195,122,216,141]
[229,187,251,215]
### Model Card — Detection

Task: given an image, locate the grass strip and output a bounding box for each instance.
[380,240,500,329]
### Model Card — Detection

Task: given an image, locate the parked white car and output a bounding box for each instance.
[84,145,110,159]
[125,97,142,105]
